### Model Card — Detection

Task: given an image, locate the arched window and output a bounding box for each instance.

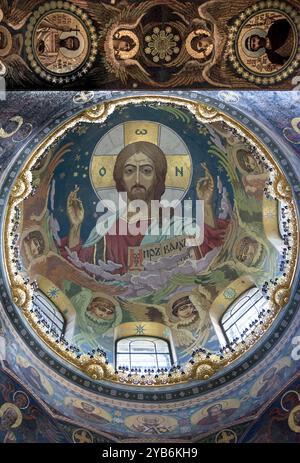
[221,287,268,342]
[33,292,65,338]
[116,337,172,371]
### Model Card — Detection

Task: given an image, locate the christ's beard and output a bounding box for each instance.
[127,184,156,203]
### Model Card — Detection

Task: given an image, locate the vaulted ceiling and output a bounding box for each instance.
[0,90,300,442]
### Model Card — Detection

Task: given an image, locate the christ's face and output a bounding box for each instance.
[122,152,157,202]
[62,37,79,50]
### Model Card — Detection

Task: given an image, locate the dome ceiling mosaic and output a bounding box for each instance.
[0,94,299,388]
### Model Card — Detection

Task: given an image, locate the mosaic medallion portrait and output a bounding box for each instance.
[228,1,300,84]
[25,2,97,83]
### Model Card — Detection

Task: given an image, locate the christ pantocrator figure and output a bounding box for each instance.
[60,141,229,274]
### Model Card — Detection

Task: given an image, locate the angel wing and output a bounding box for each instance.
[22,143,73,228]
[69,0,120,26]
[0,0,45,30]
[172,328,196,347]
[29,252,124,296]
[117,58,154,86]
[118,299,168,323]
[0,379,14,402]
[2,55,41,87]
[70,287,92,313]
[172,0,204,26]
[100,1,158,86]
[160,60,206,87]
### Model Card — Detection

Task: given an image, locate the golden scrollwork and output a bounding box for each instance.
[84,103,108,121]
[273,176,293,201]
[3,95,299,386]
[12,284,31,309]
[84,364,105,381]
[271,284,291,311]
[195,364,215,380]
[196,103,220,120]
[9,173,32,204]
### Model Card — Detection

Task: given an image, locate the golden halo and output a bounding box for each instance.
[114,30,139,60]
[288,405,300,433]
[59,31,85,59]
[240,28,267,59]
[0,403,23,428]
[185,29,213,60]
[215,429,237,443]
[281,390,300,412]
[72,428,93,443]
[90,119,192,208]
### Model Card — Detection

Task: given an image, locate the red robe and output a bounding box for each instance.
[60,218,229,275]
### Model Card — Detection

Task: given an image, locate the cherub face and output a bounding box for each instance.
[176,303,196,319]
[87,298,115,320]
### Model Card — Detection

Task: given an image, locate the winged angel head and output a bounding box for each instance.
[0,0,45,84]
